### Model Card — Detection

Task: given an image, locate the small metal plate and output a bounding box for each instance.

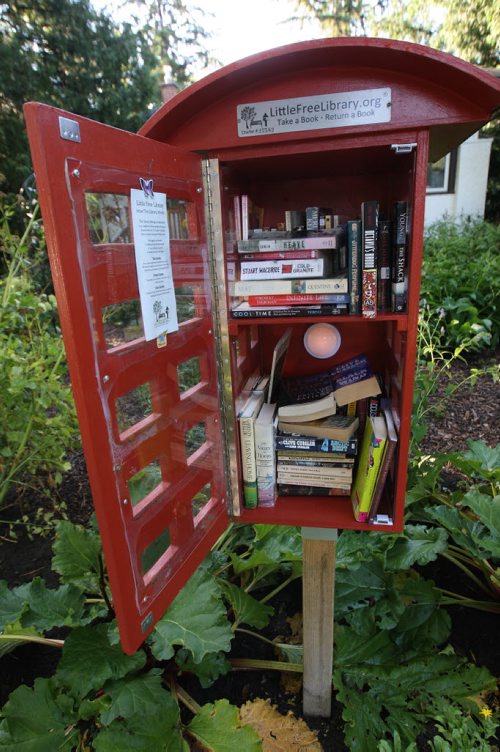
[59,116,81,143]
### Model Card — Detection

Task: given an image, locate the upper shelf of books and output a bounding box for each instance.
[223,140,414,324]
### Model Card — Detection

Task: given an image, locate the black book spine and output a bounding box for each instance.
[377,219,391,311]
[392,201,408,313]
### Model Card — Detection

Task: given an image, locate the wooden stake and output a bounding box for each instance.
[301,527,337,717]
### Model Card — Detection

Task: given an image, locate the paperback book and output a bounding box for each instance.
[230,303,348,319]
[278,414,359,441]
[278,484,350,497]
[377,219,391,311]
[351,415,387,522]
[234,277,348,296]
[277,393,337,423]
[275,434,358,455]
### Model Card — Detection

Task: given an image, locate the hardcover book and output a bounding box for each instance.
[351,416,388,522]
[278,414,359,441]
[392,201,408,312]
[255,402,278,508]
[361,200,379,318]
[239,257,330,280]
[234,277,348,296]
[347,219,362,314]
[239,389,266,508]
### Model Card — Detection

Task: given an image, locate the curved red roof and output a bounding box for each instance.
[140,37,500,155]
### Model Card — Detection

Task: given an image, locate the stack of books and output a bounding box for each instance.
[230,199,409,319]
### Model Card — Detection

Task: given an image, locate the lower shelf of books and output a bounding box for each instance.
[238,494,400,532]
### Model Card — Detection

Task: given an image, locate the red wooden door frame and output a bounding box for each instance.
[25,103,229,653]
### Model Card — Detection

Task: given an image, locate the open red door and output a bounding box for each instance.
[24,103,229,653]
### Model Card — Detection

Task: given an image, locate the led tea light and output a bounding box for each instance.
[303,323,341,359]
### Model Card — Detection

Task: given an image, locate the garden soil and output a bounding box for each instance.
[1,354,499,750]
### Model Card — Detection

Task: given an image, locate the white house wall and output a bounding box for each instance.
[424,132,493,225]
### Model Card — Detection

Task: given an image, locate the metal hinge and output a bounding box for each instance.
[391,143,417,154]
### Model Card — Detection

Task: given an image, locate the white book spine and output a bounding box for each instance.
[234,277,348,295]
[239,258,327,280]
[255,414,278,507]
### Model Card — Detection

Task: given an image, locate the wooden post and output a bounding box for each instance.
[301,527,337,717]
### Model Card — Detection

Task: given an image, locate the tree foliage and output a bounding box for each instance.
[0,0,160,192]
[292,0,499,67]
[131,0,214,88]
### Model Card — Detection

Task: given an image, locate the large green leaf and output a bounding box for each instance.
[175,649,231,688]
[462,440,500,473]
[0,578,85,635]
[384,526,448,570]
[462,487,500,541]
[51,520,102,592]
[230,526,302,575]
[0,581,30,631]
[426,505,496,560]
[217,580,274,628]
[187,699,261,752]
[335,559,387,616]
[99,670,172,725]
[150,568,233,663]
[56,624,145,699]
[0,678,78,751]
[93,692,186,752]
[21,578,85,631]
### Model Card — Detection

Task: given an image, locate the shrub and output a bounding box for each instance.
[0,196,78,510]
[421,218,500,352]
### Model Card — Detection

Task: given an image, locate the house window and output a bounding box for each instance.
[427,151,457,193]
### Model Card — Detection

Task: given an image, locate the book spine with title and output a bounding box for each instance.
[234,277,348,296]
[361,200,379,318]
[392,201,408,312]
[377,219,392,312]
[347,219,362,314]
[237,236,341,253]
[239,257,330,280]
[230,303,348,319]
[248,293,350,306]
[255,403,278,508]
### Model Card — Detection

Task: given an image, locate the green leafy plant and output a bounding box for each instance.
[421,218,500,352]
[0,197,78,519]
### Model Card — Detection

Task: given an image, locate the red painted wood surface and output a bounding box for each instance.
[141,38,500,160]
[24,104,228,653]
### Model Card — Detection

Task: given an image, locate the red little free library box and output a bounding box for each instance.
[25,38,500,653]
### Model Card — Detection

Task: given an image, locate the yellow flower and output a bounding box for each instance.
[479,707,493,719]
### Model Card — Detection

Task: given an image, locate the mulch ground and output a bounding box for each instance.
[0,351,498,749]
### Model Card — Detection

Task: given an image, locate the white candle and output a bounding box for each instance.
[303,323,341,359]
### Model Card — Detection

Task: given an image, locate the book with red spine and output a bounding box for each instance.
[247,293,350,306]
[361,200,379,318]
